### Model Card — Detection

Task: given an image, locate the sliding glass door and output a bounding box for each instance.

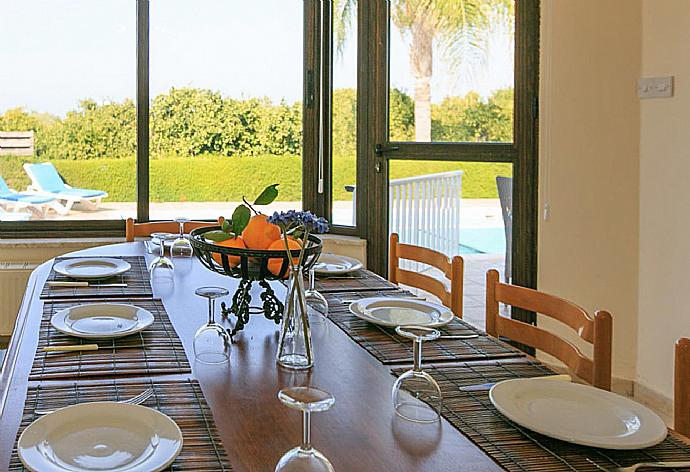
[363,0,539,329]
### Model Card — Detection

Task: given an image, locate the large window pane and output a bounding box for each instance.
[388,160,511,328]
[389,1,514,143]
[332,0,358,226]
[149,0,303,221]
[0,0,136,221]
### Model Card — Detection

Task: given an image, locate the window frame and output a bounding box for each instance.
[0,0,326,239]
[0,0,539,289]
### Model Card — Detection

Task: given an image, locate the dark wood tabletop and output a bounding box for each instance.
[0,242,505,471]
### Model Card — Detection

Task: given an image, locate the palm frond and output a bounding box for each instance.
[437,1,514,78]
[333,0,357,57]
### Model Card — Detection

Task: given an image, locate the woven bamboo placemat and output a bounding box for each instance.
[9,378,233,471]
[40,256,153,299]
[392,361,690,471]
[326,291,523,364]
[314,269,399,293]
[31,298,190,380]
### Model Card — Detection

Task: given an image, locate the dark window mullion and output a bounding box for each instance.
[136,0,149,223]
[302,0,320,217]
[320,0,333,223]
[362,0,390,275]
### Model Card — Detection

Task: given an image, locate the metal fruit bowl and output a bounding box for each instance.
[189,226,323,281]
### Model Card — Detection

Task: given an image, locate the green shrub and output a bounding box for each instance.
[0,86,514,202]
[0,155,511,201]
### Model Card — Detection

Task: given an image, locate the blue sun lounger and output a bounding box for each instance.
[0,175,56,218]
[23,162,108,215]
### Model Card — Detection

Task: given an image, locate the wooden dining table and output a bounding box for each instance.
[3,242,690,472]
[0,242,506,471]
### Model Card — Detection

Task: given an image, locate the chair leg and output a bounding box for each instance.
[27,205,46,219]
[50,200,73,215]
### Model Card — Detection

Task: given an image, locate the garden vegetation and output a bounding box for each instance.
[0,87,512,201]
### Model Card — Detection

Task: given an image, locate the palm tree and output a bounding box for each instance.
[334,0,512,142]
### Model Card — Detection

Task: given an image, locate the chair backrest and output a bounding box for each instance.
[24,163,66,192]
[0,131,34,156]
[125,217,223,242]
[0,175,12,195]
[388,233,464,317]
[496,176,513,282]
[485,269,613,390]
[675,338,690,437]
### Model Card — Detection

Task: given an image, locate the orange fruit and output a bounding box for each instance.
[242,214,281,250]
[212,236,246,268]
[267,237,302,278]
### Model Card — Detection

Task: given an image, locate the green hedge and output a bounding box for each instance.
[0,155,511,201]
[1,87,513,162]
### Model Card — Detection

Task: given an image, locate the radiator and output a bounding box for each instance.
[0,262,37,336]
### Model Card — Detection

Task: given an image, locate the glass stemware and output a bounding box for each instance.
[391,325,442,423]
[171,217,193,258]
[149,232,175,281]
[193,286,231,364]
[275,386,335,472]
[304,268,328,325]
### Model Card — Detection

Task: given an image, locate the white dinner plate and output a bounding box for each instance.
[51,303,155,339]
[489,378,668,449]
[53,257,131,280]
[18,402,183,472]
[313,253,363,275]
[349,297,454,328]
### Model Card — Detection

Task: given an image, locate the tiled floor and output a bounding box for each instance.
[400,253,505,331]
[462,254,505,329]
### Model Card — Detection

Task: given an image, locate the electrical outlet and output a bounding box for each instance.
[638,76,674,99]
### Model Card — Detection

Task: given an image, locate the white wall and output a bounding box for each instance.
[637,0,690,401]
[539,0,641,381]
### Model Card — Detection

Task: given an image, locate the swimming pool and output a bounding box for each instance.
[458,227,506,255]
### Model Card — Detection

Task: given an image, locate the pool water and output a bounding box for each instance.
[458,227,506,255]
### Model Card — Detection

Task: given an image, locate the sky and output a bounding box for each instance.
[0,0,513,117]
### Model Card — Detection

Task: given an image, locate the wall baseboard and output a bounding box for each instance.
[634,380,673,426]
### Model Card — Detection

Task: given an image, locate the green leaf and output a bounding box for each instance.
[221,219,231,232]
[204,230,232,242]
[232,204,251,235]
[254,184,279,206]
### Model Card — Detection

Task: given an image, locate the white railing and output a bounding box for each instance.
[389,170,463,261]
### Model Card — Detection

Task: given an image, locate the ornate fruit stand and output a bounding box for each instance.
[190,226,322,336]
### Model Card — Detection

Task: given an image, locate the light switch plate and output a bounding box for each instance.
[638,76,674,99]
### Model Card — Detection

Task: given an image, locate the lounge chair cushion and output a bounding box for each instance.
[25,163,106,199]
[0,193,54,204]
[0,177,11,194]
[25,163,67,193]
[57,188,107,199]
[0,176,54,204]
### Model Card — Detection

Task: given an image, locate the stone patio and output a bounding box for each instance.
[398,253,505,331]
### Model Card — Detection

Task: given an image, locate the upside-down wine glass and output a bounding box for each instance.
[193,286,231,364]
[304,268,328,325]
[391,325,442,423]
[171,217,193,258]
[275,386,335,472]
[149,232,175,281]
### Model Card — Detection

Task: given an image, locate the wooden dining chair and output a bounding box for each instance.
[485,269,613,390]
[125,217,223,242]
[675,337,690,437]
[388,233,464,318]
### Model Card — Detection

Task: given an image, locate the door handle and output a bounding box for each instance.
[375,144,400,157]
